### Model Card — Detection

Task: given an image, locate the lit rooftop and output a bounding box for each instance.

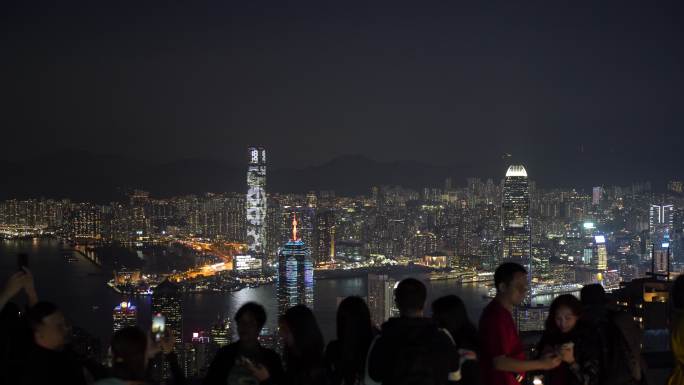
[506,165,528,177]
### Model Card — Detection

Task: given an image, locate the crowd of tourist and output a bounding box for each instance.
[1,261,682,385]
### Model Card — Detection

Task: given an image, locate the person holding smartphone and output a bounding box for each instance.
[478,263,562,385]
[536,295,600,385]
[203,302,284,385]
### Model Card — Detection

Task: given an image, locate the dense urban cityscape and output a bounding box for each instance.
[0,146,680,382]
[3,2,684,384]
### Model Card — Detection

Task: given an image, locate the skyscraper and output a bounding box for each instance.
[152,279,183,345]
[277,214,314,316]
[152,279,183,384]
[367,274,397,327]
[246,147,267,262]
[502,165,531,265]
[112,301,137,332]
[315,209,335,265]
[649,204,674,242]
[593,235,608,271]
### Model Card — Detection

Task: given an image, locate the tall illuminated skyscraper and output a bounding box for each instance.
[277,214,314,316]
[649,204,674,243]
[247,147,267,262]
[593,235,608,271]
[502,165,531,264]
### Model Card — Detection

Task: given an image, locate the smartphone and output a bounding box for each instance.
[152,313,166,342]
[17,253,29,271]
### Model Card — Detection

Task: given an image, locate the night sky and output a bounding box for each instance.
[2,1,683,188]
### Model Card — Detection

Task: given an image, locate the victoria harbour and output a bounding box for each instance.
[0,238,492,344]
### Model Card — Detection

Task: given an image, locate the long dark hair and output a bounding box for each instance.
[334,296,375,385]
[538,294,583,353]
[110,327,148,381]
[545,294,583,334]
[431,295,478,350]
[281,305,325,373]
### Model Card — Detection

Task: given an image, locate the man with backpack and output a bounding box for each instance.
[580,284,643,385]
[368,278,460,385]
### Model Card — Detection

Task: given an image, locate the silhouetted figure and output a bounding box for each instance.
[368,278,460,385]
[431,295,480,385]
[204,302,283,385]
[668,274,684,385]
[478,263,561,385]
[0,268,37,383]
[20,301,87,385]
[279,305,328,385]
[537,294,599,385]
[96,327,149,385]
[325,296,377,385]
[580,284,642,385]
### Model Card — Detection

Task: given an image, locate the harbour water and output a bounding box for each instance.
[0,238,492,345]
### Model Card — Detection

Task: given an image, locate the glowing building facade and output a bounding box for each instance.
[112,301,137,332]
[502,165,531,264]
[593,235,607,271]
[247,147,267,261]
[277,214,314,316]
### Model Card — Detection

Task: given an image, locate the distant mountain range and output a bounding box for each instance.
[0,150,674,202]
[0,151,468,202]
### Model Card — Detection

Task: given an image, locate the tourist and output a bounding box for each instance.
[247,305,326,385]
[580,284,642,385]
[20,301,87,385]
[204,302,283,385]
[325,296,377,385]
[431,295,480,385]
[537,294,599,385]
[668,274,684,385]
[367,278,460,385]
[95,326,150,385]
[478,263,561,385]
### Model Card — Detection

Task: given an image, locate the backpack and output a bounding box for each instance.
[596,312,640,385]
[387,327,442,385]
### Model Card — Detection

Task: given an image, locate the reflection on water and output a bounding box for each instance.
[2,239,497,344]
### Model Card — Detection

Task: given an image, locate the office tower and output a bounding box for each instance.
[277,214,314,316]
[152,280,183,344]
[650,204,674,242]
[367,274,397,327]
[246,147,267,261]
[315,209,336,265]
[152,280,183,384]
[593,235,608,271]
[112,301,137,332]
[668,180,683,194]
[592,187,602,206]
[502,165,531,264]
